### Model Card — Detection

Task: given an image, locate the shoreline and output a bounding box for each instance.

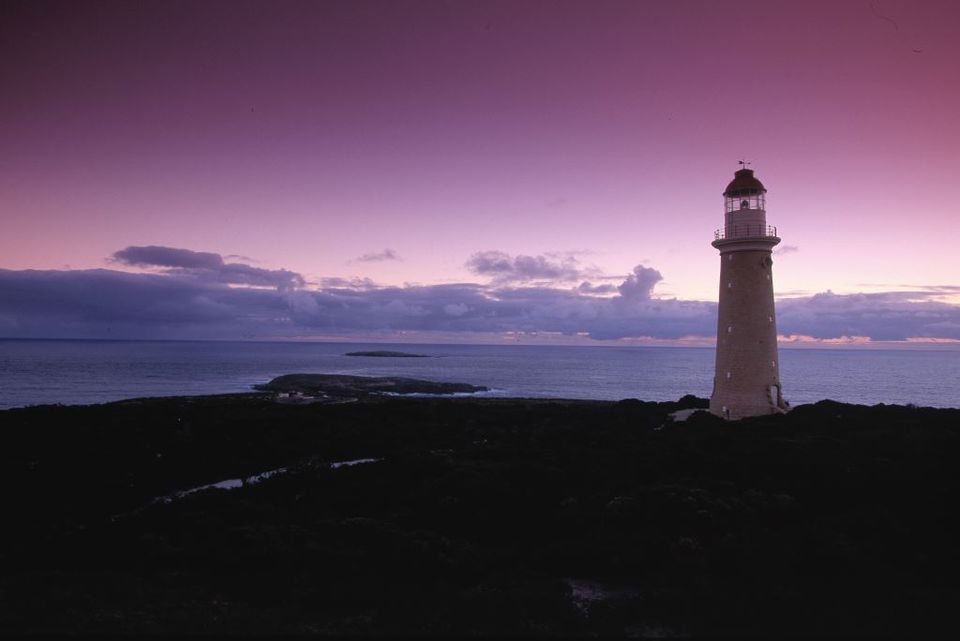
[4,387,956,412]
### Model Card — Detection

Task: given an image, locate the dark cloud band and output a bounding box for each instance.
[1,246,959,342]
[112,245,304,291]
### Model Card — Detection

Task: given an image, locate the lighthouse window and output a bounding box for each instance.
[768,315,773,323]
[740,199,749,209]
[771,361,776,368]
[727,325,733,334]
[727,282,733,288]
[726,371,731,379]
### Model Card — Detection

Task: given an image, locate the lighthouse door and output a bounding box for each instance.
[768,385,779,407]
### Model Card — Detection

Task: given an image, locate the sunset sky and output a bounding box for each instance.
[2,0,959,344]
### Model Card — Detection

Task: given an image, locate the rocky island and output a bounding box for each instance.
[2,387,959,636]
[344,350,430,358]
[255,373,487,397]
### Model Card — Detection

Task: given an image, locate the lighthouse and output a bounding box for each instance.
[710,165,789,419]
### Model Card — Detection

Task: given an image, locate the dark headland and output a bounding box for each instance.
[3,377,960,636]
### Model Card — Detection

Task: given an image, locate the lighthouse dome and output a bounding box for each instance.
[723,168,766,197]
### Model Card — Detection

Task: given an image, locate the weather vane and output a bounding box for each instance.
[738,159,751,170]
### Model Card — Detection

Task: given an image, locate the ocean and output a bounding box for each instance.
[0,339,957,410]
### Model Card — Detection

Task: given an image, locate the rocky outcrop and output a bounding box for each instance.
[255,373,487,397]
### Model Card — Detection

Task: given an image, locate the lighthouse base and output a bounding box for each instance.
[710,384,790,420]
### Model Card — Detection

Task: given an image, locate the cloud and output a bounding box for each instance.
[114,245,224,270]
[777,290,960,341]
[318,276,377,290]
[218,263,305,290]
[775,244,799,256]
[2,247,960,343]
[112,245,304,291]
[224,253,257,263]
[617,265,663,301]
[0,268,287,339]
[0,261,710,341]
[577,281,618,295]
[444,303,469,316]
[466,250,591,284]
[855,284,960,295]
[355,249,401,263]
[282,280,716,340]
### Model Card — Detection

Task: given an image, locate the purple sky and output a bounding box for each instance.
[2,0,959,344]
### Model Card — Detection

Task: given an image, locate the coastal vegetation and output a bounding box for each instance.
[2,389,959,635]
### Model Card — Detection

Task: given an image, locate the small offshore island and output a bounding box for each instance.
[256,373,486,399]
[345,350,430,358]
[2,374,960,636]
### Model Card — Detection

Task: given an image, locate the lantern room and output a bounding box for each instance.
[723,168,766,213]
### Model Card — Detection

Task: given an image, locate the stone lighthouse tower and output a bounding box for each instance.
[710,165,789,419]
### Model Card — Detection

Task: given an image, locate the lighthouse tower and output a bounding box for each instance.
[710,166,789,419]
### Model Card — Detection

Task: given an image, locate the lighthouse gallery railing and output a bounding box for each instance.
[714,225,778,241]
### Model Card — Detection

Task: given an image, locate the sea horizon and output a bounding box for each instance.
[2,338,957,411]
[3,336,958,351]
